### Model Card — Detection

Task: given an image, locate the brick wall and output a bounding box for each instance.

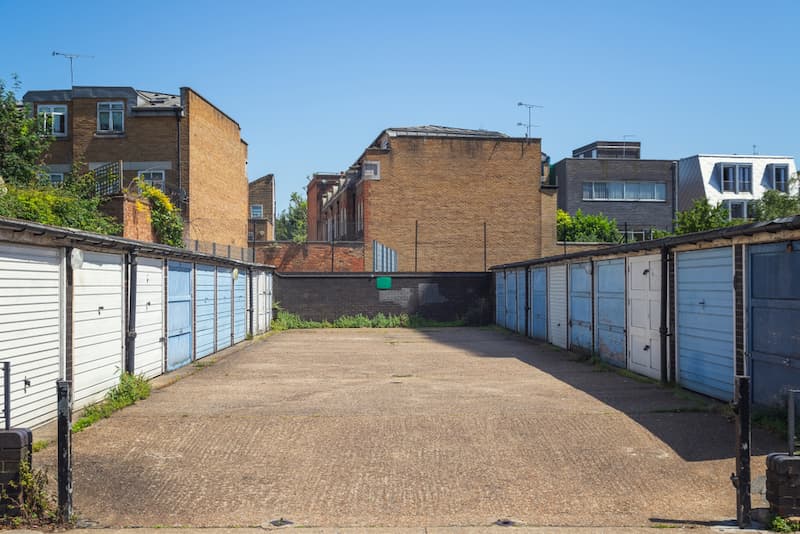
[362,137,549,272]
[100,194,156,243]
[248,175,274,242]
[183,88,249,248]
[274,272,492,324]
[257,241,365,272]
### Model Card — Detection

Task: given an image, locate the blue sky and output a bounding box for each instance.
[2,0,798,213]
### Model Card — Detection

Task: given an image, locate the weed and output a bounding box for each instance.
[753,406,790,440]
[770,515,800,532]
[72,372,151,432]
[1,460,56,526]
[270,311,464,331]
[30,440,49,453]
[193,359,214,369]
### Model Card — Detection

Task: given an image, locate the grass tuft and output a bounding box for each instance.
[270,311,465,331]
[72,372,151,433]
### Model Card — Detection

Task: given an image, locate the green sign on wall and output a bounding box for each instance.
[376,276,392,290]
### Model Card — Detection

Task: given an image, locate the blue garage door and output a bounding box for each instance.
[569,262,593,353]
[531,267,547,339]
[167,261,193,371]
[505,269,517,331]
[233,270,247,343]
[195,264,216,359]
[217,267,232,350]
[495,273,505,327]
[677,247,734,400]
[595,259,626,367]
[516,270,526,334]
[749,241,800,406]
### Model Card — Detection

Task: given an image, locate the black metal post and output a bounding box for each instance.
[659,247,669,384]
[2,362,9,430]
[125,252,137,375]
[789,389,798,455]
[330,238,335,272]
[414,220,419,272]
[483,222,487,271]
[56,380,72,523]
[733,375,751,528]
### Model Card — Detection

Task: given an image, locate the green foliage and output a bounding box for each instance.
[0,184,122,234]
[270,311,465,331]
[673,199,737,235]
[0,77,52,186]
[1,459,56,526]
[771,515,800,532]
[72,372,151,432]
[30,440,49,453]
[136,177,184,247]
[556,209,622,243]
[275,192,307,243]
[751,188,800,221]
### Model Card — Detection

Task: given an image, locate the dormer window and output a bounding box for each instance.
[772,165,789,193]
[720,164,752,193]
[97,102,124,133]
[38,105,67,136]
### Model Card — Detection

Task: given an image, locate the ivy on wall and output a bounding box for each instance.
[135,177,184,247]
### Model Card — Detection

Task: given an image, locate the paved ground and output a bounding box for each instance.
[34,327,782,530]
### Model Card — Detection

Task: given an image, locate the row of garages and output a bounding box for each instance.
[0,218,273,429]
[493,218,800,407]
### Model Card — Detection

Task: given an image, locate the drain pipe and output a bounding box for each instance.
[660,246,669,384]
[125,251,138,374]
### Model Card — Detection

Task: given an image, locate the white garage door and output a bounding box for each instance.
[0,244,63,428]
[73,251,124,410]
[548,264,568,349]
[134,257,164,379]
[257,271,268,334]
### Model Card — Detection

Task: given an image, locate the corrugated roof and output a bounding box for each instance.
[386,125,509,138]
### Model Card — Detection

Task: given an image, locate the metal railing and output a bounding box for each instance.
[186,239,254,262]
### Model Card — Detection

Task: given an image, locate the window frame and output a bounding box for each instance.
[582,181,667,202]
[772,164,789,193]
[723,199,755,220]
[250,204,264,219]
[48,173,65,185]
[362,161,381,180]
[140,170,165,191]
[38,104,68,137]
[720,163,753,193]
[97,101,125,133]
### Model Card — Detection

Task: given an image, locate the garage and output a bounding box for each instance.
[627,254,662,379]
[495,272,505,327]
[217,267,233,350]
[195,264,216,359]
[595,258,625,368]
[0,244,63,428]
[233,268,247,343]
[167,261,193,371]
[505,268,517,332]
[255,271,268,334]
[530,267,547,340]
[133,257,164,379]
[677,247,734,401]
[73,251,125,410]
[569,262,593,354]
[515,269,526,335]
[748,241,800,406]
[547,264,568,348]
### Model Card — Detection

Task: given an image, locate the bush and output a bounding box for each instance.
[557,209,622,242]
[271,311,465,330]
[72,372,151,432]
[0,184,122,235]
[135,178,184,247]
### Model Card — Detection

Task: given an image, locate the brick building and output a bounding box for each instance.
[306,172,342,241]
[305,125,558,272]
[248,174,275,245]
[23,86,249,247]
[551,141,676,240]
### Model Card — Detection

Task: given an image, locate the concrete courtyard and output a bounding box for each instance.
[35,327,781,530]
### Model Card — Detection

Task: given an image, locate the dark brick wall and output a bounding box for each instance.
[767,453,800,517]
[274,272,492,324]
[553,158,676,233]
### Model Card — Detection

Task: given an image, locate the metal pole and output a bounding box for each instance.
[125,253,137,375]
[414,220,419,272]
[790,390,796,455]
[733,375,751,528]
[483,222,487,271]
[3,362,9,430]
[57,380,72,523]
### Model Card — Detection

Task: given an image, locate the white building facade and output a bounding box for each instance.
[678,155,797,219]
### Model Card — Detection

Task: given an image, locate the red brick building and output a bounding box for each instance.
[306,125,559,272]
[23,86,249,248]
[248,174,275,245]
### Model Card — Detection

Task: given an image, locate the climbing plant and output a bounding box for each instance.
[135,177,184,247]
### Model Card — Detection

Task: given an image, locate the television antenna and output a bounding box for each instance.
[52,51,94,87]
[517,101,543,140]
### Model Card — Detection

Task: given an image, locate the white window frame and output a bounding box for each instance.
[250,204,264,219]
[38,104,68,137]
[720,163,752,193]
[97,101,125,133]
[362,161,381,180]
[140,170,165,190]
[582,181,666,201]
[49,173,65,185]
[772,164,789,193]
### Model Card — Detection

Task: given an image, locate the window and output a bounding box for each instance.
[247,231,254,242]
[250,204,264,218]
[720,163,752,193]
[49,173,64,184]
[97,102,124,133]
[38,105,67,136]
[773,165,789,193]
[140,170,165,190]
[582,181,667,201]
[362,161,380,180]
[723,200,755,220]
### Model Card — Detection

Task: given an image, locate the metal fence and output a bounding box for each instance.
[93,160,123,196]
[185,239,254,262]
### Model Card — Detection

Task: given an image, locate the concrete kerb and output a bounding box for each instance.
[30,333,273,447]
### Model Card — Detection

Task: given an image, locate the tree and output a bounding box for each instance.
[750,185,800,222]
[557,209,622,242]
[0,77,51,185]
[673,199,736,235]
[275,192,307,243]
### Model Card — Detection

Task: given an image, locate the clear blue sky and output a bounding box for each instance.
[2,0,798,214]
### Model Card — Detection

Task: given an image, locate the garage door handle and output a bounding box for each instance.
[643,344,650,351]
[97,306,104,314]
[698,300,705,306]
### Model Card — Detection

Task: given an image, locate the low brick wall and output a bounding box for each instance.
[100,194,156,243]
[274,272,492,324]
[256,241,365,272]
[767,453,800,517]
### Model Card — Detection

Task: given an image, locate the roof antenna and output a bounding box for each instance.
[52,51,94,87]
[752,144,758,155]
